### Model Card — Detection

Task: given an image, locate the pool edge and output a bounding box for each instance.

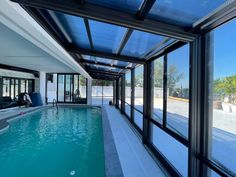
[102,106,124,177]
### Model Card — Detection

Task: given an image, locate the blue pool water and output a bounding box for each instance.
[0,107,105,177]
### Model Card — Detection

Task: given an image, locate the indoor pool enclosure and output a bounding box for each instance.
[0,0,236,177]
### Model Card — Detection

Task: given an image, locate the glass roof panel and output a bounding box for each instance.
[82,55,131,67]
[87,64,122,73]
[148,0,227,27]
[86,0,144,14]
[52,11,90,49]
[121,30,164,58]
[145,38,176,59]
[89,20,127,53]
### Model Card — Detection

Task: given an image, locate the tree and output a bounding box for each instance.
[214,75,236,104]
[154,60,183,96]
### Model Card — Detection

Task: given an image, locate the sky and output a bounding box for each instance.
[213,18,236,79]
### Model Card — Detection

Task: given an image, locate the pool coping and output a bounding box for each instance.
[102,106,124,177]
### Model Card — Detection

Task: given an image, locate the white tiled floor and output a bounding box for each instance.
[104,105,168,177]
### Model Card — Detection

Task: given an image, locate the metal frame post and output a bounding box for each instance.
[131,69,135,123]
[143,61,154,144]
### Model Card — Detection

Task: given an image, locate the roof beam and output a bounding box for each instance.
[12,0,196,41]
[142,37,173,59]
[135,0,156,20]
[192,0,236,33]
[84,18,94,50]
[116,29,133,55]
[81,60,132,69]
[86,68,123,76]
[68,46,145,64]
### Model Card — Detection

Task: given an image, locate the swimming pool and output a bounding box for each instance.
[0,106,105,177]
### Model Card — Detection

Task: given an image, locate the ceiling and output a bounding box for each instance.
[8,0,234,80]
[0,22,75,73]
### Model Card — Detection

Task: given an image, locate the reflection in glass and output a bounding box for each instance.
[166,45,189,138]
[21,80,26,93]
[58,75,65,102]
[134,65,144,129]
[209,19,236,174]
[125,72,131,117]
[150,124,188,177]
[79,75,87,99]
[65,75,72,102]
[153,57,164,123]
[3,78,10,97]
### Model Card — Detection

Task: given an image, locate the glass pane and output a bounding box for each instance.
[20,80,26,93]
[3,78,10,97]
[89,20,126,53]
[58,75,65,102]
[26,80,28,93]
[53,11,90,49]
[150,124,188,177]
[65,75,72,102]
[167,44,189,138]
[87,0,143,14]
[14,80,19,98]
[125,72,131,100]
[148,0,227,27]
[134,110,143,130]
[92,79,103,105]
[125,72,131,118]
[103,81,113,105]
[79,75,87,99]
[28,80,33,93]
[153,57,164,123]
[134,65,144,112]
[121,30,164,57]
[209,19,236,174]
[46,74,57,103]
[125,103,131,118]
[72,75,79,102]
[10,79,15,99]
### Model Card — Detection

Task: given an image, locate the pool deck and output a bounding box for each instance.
[103,105,168,177]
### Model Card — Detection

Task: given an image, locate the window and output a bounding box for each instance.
[58,75,65,102]
[134,65,144,130]
[153,57,164,123]
[92,80,112,105]
[167,44,190,138]
[208,19,236,174]
[150,123,188,177]
[102,81,113,105]
[79,75,87,99]
[3,78,10,97]
[125,72,131,118]
[20,80,26,93]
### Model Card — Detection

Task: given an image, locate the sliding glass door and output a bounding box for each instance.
[57,74,87,104]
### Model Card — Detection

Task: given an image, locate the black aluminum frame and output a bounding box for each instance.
[9,0,236,176]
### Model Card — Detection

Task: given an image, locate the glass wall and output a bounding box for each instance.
[103,81,113,104]
[166,45,190,138]
[92,79,113,105]
[118,78,121,108]
[150,44,190,177]
[46,74,57,103]
[0,77,34,109]
[134,65,144,130]
[125,71,131,118]
[153,57,164,123]
[207,19,236,175]
[79,75,87,98]
[57,74,87,103]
